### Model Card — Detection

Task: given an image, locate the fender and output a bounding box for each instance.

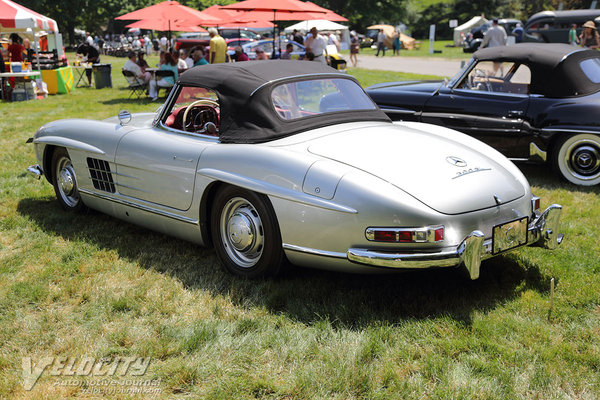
[196,168,357,214]
[33,136,105,155]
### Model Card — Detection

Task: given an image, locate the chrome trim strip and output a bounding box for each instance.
[541,127,600,135]
[249,73,352,97]
[378,108,418,115]
[529,142,547,162]
[282,243,346,259]
[197,168,358,214]
[79,188,198,225]
[33,136,105,155]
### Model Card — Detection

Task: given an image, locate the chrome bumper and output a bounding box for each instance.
[27,164,43,179]
[347,204,564,280]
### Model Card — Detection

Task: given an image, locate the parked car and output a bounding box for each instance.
[462,18,522,52]
[26,61,563,279]
[524,9,600,43]
[241,39,305,60]
[366,43,600,186]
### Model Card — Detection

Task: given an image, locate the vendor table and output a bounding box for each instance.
[0,71,40,101]
[72,65,92,88]
[41,66,74,95]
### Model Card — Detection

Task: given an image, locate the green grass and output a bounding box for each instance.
[0,54,599,399]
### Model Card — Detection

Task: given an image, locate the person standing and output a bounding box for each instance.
[75,42,100,87]
[375,29,386,56]
[305,27,328,64]
[349,31,359,67]
[481,18,507,48]
[292,29,304,45]
[512,23,524,43]
[7,33,24,62]
[579,21,599,49]
[568,24,579,46]
[208,28,227,64]
[392,30,401,56]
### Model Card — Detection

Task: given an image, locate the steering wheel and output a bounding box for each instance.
[182,99,220,134]
[472,68,492,91]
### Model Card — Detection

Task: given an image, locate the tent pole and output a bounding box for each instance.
[272,9,276,59]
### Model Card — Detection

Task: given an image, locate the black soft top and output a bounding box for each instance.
[177,60,390,143]
[473,43,600,97]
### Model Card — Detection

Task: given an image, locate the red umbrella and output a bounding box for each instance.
[221,0,326,57]
[303,2,348,22]
[198,5,274,28]
[116,1,219,48]
[116,1,219,25]
[126,19,207,32]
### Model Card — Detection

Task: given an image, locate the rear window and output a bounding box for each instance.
[271,78,376,120]
[580,58,600,84]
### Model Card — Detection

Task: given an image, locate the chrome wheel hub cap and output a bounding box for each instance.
[56,157,80,208]
[568,142,600,178]
[220,198,264,268]
[59,168,75,195]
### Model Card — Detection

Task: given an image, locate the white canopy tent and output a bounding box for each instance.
[0,0,63,60]
[284,19,349,50]
[453,16,487,46]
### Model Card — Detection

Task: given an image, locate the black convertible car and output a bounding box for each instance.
[367,43,600,186]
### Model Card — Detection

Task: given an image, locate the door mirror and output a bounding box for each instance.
[118,110,132,126]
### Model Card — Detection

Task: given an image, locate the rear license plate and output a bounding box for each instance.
[492,217,528,255]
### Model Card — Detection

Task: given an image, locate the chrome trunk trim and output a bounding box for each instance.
[347,205,563,280]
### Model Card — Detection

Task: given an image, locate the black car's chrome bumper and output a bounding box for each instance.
[347,204,564,280]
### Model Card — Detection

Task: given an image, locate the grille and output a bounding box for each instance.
[86,158,115,193]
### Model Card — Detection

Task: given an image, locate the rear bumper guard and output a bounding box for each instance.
[347,204,564,280]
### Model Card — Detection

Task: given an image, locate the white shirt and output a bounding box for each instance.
[123,59,143,84]
[306,34,327,57]
[184,57,194,69]
[377,32,385,44]
[177,58,187,70]
[86,35,93,45]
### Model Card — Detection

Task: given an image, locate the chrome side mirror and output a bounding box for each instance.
[118,110,132,126]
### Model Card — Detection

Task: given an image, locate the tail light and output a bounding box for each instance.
[366,226,444,243]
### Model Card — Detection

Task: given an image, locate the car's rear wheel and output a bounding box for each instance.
[211,186,283,278]
[553,134,600,186]
[52,148,87,211]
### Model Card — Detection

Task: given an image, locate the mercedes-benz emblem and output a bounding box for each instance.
[446,156,467,167]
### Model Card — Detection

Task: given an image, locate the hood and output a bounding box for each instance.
[102,112,156,128]
[307,124,526,215]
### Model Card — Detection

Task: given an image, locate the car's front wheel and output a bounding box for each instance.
[211,186,283,278]
[52,148,88,211]
[553,134,600,186]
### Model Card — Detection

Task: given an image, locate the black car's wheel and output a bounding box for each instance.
[52,148,88,211]
[211,186,283,278]
[553,134,600,186]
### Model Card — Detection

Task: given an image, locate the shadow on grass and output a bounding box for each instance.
[514,161,600,194]
[18,197,553,328]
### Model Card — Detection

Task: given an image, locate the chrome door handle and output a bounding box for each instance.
[508,110,524,117]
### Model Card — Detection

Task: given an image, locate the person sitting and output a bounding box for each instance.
[172,50,188,71]
[191,47,208,67]
[255,48,269,60]
[233,46,249,62]
[280,43,294,60]
[181,48,194,69]
[136,52,149,72]
[149,52,178,101]
[75,42,100,86]
[124,51,151,86]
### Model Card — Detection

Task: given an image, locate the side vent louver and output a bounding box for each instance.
[86,158,115,193]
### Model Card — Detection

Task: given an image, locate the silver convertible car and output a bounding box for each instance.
[27,61,563,279]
